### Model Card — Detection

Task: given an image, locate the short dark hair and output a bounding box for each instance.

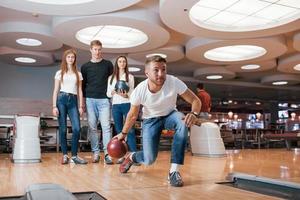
[145,55,167,66]
[90,40,102,48]
[197,83,204,89]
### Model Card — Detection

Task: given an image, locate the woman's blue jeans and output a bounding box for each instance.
[132,111,188,165]
[112,103,137,152]
[57,92,81,156]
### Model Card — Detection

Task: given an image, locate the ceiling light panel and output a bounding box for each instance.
[261,74,300,85]
[194,66,236,80]
[0,46,54,66]
[294,64,300,71]
[186,36,287,65]
[204,45,266,62]
[272,81,288,85]
[146,53,167,58]
[206,75,223,79]
[76,25,148,48]
[189,0,300,32]
[128,67,141,72]
[226,60,276,72]
[0,22,62,51]
[15,57,36,63]
[241,64,261,70]
[27,0,94,5]
[16,38,42,46]
[0,0,142,16]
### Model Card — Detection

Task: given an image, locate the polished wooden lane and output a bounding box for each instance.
[0,149,299,199]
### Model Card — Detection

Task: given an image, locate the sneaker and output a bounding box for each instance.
[119,153,134,173]
[168,171,184,187]
[104,154,113,165]
[71,156,88,165]
[61,155,69,165]
[116,157,125,164]
[92,153,100,163]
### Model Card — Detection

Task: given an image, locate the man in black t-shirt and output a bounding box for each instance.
[81,40,113,164]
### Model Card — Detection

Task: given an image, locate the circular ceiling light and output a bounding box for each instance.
[194,66,235,80]
[14,57,36,63]
[146,53,167,58]
[204,45,266,62]
[261,74,300,85]
[241,64,261,70]
[26,0,94,5]
[206,75,223,80]
[128,67,141,72]
[189,0,300,32]
[272,81,288,85]
[293,64,300,71]
[16,38,42,46]
[76,25,148,49]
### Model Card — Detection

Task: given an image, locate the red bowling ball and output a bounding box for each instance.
[107,138,128,159]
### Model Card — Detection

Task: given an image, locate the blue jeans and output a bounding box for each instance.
[112,103,137,152]
[86,98,111,154]
[57,92,81,156]
[132,111,188,165]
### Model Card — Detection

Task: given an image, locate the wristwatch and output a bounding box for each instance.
[190,112,199,117]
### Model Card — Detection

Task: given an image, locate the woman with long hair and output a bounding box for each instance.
[52,49,87,165]
[107,55,137,163]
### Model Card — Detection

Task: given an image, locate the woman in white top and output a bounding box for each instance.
[52,49,87,165]
[107,56,137,158]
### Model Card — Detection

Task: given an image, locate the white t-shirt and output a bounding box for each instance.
[107,73,134,105]
[54,70,83,95]
[130,75,187,119]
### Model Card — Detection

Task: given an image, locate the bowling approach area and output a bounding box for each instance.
[0,149,299,200]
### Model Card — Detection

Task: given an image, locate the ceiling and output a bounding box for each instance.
[0,0,300,107]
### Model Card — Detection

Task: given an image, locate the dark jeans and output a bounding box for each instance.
[112,103,137,152]
[57,92,81,156]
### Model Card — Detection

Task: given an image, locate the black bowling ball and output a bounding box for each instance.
[115,80,129,93]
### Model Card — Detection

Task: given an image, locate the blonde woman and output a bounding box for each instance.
[52,49,87,165]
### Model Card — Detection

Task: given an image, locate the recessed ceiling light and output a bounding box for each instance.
[189,0,300,32]
[293,64,300,71]
[145,53,167,58]
[206,75,223,79]
[291,104,298,108]
[241,64,260,70]
[272,81,288,85]
[76,25,148,48]
[27,0,94,5]
[15,57,36,63]
[256,102,261,105]
[204,45,266,62]
[128,67,141,72]
[16,38,42,46]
